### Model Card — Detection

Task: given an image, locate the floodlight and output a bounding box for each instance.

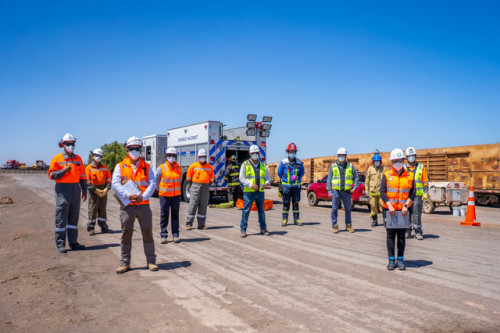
[262,123,272,130]
[246,129,256,136]
[247,114,257,121]
[262,116,272,123]
[246,121,256,129]
[260,130,271,137]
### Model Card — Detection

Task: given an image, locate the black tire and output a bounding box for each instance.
[182,180,191,203]
[308,191,319,206]
[423,199,435,214]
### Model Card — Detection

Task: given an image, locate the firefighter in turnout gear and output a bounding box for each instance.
[277,143,305,226]
[365,153,385,227]
[48,133,87,253]
[404,147,429,240]
[210,155,241,209]
[85,148,113,235]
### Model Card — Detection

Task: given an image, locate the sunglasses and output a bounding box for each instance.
[166,154,177,158]
[393,159,404,163]
[93,154,103,158]
[64,143,75,147]
[128,147,141,152]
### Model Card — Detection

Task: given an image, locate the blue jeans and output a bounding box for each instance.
[240,191,267,232]
[331,189,352,227]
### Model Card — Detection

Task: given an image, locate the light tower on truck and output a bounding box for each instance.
[246,114,272,139]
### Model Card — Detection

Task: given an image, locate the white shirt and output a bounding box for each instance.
[112,161,156,201]
[239,159,270,189]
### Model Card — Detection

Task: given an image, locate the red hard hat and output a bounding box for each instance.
[286,143,297,151]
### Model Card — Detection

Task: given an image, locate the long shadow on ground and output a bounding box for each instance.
[405,260,433,268]
[423,234,440,239]
[180,237,210,243]
[82,243,120,251]
[206,225,234,230]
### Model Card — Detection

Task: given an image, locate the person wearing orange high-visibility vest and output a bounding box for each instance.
[112,136,158,274]
[380,148,416,271]
[155,146,183,244]
[185,149,215,230]
[85,148,113,236]
[47,133,88,253]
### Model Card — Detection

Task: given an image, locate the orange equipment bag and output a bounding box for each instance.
[236,198,273,211]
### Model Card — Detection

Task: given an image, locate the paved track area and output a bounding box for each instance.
[1,174,499,332]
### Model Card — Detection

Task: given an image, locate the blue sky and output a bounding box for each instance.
[1,1,499,165]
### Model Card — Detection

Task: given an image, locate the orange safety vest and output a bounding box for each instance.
[85,163,112,186]
[158,162,182,197]
[119,156,151,205]
[186,161,215,184]
[48,153,87,184]
[382,168,414,210]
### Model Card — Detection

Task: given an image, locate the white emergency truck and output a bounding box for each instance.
[143,121,267,202]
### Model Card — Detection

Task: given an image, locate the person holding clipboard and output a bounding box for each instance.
[380,148,416,271]
[112,136,158,274]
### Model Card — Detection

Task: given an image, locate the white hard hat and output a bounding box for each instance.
[249,145,260,154]
[198,148,207,156]
[92,148,103,156]
[405,147,417,156]
[165,147,177,155]
[390,148,405,160]
[337,147,347,155]
[62,133,76,143]
[126,136,142,147]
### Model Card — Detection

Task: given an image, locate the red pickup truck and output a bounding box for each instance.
[306,172,370,210]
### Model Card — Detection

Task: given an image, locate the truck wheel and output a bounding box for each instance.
[423,199,435,214]
[308,191,318,206]
[182,180,191,203]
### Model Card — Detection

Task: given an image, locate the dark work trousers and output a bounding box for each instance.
[227,185,242,203]
[55,183,81,248]
[282,186,301,221]
[160,195,181,238]
[120,204,156,265]
[384,208,406,258]
[87,184,109,232]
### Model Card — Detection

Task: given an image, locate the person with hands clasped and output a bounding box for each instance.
[380,148,416,271]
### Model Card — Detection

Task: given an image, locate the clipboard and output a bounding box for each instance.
[113,180,141,208]
[385,211,410,229]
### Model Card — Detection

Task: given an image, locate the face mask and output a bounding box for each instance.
[393,162,403,171]
[93,156,102,163]
[338,156,346,163]
[374,161,381,167]
[129,150,140,160]
[408,156,416,163]
[199,157,206,163]
[251,153,259,160]
[64,146,74,154]
[167,157,176,163]
[288,153,295,159]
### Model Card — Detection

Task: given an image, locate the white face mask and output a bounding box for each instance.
[199,157,206,163]
[251,153,259,160]
[64,146,74,154]
[407,155,416,163]
[288,153,295,159]
[167,157,176,163]
[393,162,404,171]
[129,150,140,160]
[93,156,102,163]
[338,156,346,163]
[374,161,381,167]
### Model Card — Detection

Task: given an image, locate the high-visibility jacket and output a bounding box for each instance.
[278,157,304,187]
[225,164,240,186]
[331,163,354,190]
[85,163,112,186]
[48,153,87,183]
[366,165,385,195]
[119,156,151,205]
[186,162,215,184]
[158,162,182,197]
[243,160,267,192]
[404,163,429,196]
[382,169,414,210]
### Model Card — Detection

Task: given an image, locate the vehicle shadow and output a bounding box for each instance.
[81,243,120,251]
[179,237,210,242]
[206,226,234,230]
[405,260,433,268]
[423,234,440,239]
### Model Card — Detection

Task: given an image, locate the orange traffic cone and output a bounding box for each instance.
[460,187,481,226]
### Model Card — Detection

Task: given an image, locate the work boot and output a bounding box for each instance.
[148,263,159,271]
[295,219,303,226]
[397,258,406,270]
[332,224,339,234]
[406,230,412,239]
[88,229,96,236]
[101,228,113,234]
[57,247,67,254]
[240,231,247,238]
[387,259,396,271]
[161,238,168,244]
[70,243,85,250]
[173,237,180,243]
[346,224,355,233]
[116,264,130,274]
[282,219,288,227]
[198,225,208,230]
[260,229,270,236]
[415,233,423,240]
[371,216,378,227]
[186,224,193,231]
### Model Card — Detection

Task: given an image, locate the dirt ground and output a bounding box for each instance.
[1,174,499,332]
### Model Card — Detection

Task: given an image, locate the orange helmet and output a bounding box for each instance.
[286,143,297,151]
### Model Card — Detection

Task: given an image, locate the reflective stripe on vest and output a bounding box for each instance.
[405,163,424,196]
[243,160,266,192]
[382,169,414,210]
[119,157,150,205]
[282,160,301,186]
[158,163,182,197]
[331,163,353,190]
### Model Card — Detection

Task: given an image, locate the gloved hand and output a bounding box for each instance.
[422,193,429,200]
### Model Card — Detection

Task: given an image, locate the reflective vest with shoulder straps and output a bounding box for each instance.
[281,158,302,186]
[331,163,353,190]
[243,160,266,192]
[405,163,425,196]
[158,162,182,197]
[119,156,150,205]
[382,169,414,210]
